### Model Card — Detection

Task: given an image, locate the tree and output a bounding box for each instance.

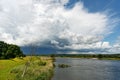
[0,41,25,59]
[97,54,103,59]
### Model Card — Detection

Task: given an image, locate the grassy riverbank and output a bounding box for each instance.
[0,56,54,80]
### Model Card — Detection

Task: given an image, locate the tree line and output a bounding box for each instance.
[0,41,25,59]
[49,54,120,59]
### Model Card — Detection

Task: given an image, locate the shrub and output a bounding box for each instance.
[38,61,46,66]
[58,64,71,68]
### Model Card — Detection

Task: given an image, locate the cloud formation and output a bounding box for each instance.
[0,0,119,53]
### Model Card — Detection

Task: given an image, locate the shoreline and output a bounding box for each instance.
[55,57,120,60]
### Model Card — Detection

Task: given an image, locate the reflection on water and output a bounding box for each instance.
[52,58,120,80]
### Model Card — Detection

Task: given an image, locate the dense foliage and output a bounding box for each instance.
[0,41,25,59]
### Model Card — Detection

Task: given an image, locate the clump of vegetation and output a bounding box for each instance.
[50,54,56,62]
[58,64,71,68]
[0,41,25,59]
[10,65,24,74]
[53,63,56,67]
[34,60,46,66]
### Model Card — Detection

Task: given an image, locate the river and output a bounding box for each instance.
[52,58,120,80]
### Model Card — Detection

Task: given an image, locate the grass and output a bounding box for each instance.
[0,56,54,80]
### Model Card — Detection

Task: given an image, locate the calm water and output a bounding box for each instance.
[52,58,120,80]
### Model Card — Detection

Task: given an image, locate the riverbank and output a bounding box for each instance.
[0,56,54,80]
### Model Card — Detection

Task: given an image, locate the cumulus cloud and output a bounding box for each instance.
[0,0,119,53]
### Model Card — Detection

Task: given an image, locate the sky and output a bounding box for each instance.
[0,0,120,54]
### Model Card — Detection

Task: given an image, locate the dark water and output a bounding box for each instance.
[52,58,120,80]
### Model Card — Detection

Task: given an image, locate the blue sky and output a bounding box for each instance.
[0,0,120,54]
[81,0,120,44]
[67,0,120,44]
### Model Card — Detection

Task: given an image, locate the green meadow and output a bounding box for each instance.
[0,56,54,80]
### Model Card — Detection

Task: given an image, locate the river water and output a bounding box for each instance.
[52,58,120,80]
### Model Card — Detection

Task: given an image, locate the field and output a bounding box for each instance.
[0,56,54,80]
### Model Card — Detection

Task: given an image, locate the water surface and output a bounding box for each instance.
[52,58,120,80]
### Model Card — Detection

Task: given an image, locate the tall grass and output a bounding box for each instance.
[0,56,54,80]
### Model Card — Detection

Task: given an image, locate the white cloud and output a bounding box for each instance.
[108,37,120,53]
[51,40,59,45]
[62,41,111,50]
[0,0,119,53]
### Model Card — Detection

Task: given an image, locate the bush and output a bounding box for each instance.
[58,64,71,68]
[38,61,46,66]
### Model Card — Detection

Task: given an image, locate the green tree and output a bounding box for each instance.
[97,54,103,59]
[0,41,25,59]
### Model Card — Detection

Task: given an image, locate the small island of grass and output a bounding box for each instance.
[58,64,71,68]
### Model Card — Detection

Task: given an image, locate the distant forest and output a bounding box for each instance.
[0,41,25,59]
[48,54,120,59]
